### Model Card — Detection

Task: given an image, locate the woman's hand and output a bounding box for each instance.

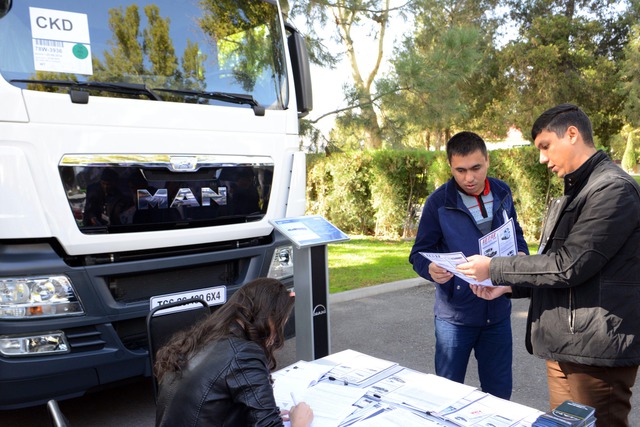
[289,402,314,427]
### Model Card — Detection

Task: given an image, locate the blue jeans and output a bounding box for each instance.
[434,316,513,399]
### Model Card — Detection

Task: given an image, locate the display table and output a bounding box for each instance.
[273,349,544,427]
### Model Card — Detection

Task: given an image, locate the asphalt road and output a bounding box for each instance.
[4,278,639,426]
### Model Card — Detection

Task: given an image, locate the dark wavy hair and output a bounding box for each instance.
[154,278,294,382]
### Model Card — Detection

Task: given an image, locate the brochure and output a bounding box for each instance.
[419,218,517,287]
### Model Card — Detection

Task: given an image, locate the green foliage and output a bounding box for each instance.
[488,147,561,240]
[472,0,633,145]
[621,24,640,128]
[379,25,486,149]
[307,152,376,235]
[307,147,563,243]
[367,150,439,237]
[622,130,637,173]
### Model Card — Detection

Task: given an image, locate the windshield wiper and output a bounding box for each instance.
[10,79,163,101]
[152,88,266,116]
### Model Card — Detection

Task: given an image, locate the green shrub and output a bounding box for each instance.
[489,147,562,241]
[307,152,375,235]
[306,147,562,243]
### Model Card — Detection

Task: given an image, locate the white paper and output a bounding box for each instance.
[354,407,458,426]
[29,7,93,75]
[297,382,366,427]
[273,360,335,410]
[322,349,398,386]
[478,218,517,259]
[419,252,493,287]
[371,368,476,414]
[438,391,542,427]
[420,217,519,287]
[277,350,544,427]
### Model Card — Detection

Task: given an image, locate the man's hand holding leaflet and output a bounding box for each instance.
[420,251,493,286]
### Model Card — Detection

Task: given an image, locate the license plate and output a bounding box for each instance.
[149,286,227,310]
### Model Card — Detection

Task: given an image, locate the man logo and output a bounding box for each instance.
[313,304,327,316]
[169,156,198,172]
[137,187,227,209]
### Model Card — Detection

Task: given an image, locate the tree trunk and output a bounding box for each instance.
[332,0,389,149]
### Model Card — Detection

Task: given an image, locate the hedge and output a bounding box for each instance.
[306,147,563,243]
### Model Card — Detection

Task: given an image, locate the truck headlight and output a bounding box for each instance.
[0,276,84,319]
[268,245,294,280]
[0,331,69,357]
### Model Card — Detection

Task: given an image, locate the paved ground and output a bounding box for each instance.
[3,278,639,426]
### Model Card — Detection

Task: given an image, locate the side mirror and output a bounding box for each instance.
[0,0,12,19]
[286,28,313,118]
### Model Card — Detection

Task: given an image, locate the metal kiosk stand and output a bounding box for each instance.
[270,215,349,361]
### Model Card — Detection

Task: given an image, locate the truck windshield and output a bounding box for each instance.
[0,0,288,110]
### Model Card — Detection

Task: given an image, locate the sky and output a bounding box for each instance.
[295,10,411,137]
[296,6,523,144]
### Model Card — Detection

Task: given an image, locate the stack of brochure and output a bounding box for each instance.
[533,400,596,427]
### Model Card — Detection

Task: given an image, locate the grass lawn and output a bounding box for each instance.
[327,237,415,293]
[327,237,540,294]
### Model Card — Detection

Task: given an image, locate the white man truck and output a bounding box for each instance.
[0,0,312,409]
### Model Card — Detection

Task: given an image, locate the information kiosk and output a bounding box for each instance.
[270,216,349,360]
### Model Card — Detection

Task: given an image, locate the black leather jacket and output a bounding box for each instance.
[156,335,284,427]
[491,151,640,367]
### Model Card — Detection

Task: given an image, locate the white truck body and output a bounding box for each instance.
[0,0,311,409]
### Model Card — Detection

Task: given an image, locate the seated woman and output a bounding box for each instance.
[154,278,313,427]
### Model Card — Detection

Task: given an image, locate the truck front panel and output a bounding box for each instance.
[0,0,307,409]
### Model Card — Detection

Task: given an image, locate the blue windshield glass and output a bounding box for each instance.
[0,0,287,109]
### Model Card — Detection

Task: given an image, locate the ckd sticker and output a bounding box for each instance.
[29,7,93,75]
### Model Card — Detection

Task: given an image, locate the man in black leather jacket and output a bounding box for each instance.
[458,104,640,427]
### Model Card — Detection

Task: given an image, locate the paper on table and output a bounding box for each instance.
[322,349,399,386]
[273,360,335,410]
[437,390,542,427]
[296,382,367,427]
[353,407,455,426]
[372,368,476,414]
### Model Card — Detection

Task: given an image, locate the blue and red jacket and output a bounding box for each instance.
[409,176,529,327]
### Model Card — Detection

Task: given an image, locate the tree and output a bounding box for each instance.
[91,4,209,93]
[100,5,145,80]
[488,0,637,145]
[621,24,640,128]
[143,4,178,78]
[375,0,501,149]
[291,0,407,149]
[379,26,485,150]
[622,126,638,173]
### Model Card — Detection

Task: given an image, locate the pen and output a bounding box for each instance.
[328,376,349,385]
[290,392,298,406]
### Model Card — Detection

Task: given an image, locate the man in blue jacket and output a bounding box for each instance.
[409,131,529,399]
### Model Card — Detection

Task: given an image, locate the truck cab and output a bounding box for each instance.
[0,0,312,409]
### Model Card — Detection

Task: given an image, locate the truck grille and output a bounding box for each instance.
[106,260,240,303]
[66,326,106,352]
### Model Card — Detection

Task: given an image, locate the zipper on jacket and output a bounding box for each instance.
[569,288,575,334]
